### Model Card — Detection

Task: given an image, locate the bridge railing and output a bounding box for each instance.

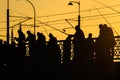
[57,36,120,62]
[24,36,120,62]
[113,36,120,61]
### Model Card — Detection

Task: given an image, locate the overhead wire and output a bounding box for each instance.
[0,12,120,33]
[93,4,119,35]
[25,21,120,33]
[9,15,31,19]
[94,0,120,14]
[36,4,120,18]
[36,20,69,35]
[10,10,30,18]
[65,19,75,29]
[82,14,120,21]
[1,2,120,37]
[37,18,49,36]
[9,18,31,28]
[39,12,120,24]
[94,0,120,35]
[0,5,120,26]
[0,35,6,37]
[34,13,120,28]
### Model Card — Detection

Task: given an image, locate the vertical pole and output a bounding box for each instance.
[11,28,13,42]
[20,22,22,30]
[7,0,9,44]
[78,15,80,28]
[34,8,36,36]
[78,1,80,28]
[26,0,36,36]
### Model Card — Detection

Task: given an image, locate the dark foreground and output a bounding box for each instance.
[0,57,120,80]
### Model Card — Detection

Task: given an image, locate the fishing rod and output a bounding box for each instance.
[42,25,49,36]
[9,18,31,28]
[65,19,75,29]
[36,20,69,36]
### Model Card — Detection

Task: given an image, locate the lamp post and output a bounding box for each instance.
[68,1,80,28]
[7,0,10,44]
[26,0,36,36]
[17,0,36,35]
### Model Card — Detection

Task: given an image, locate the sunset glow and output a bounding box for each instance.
[0,0,120,41]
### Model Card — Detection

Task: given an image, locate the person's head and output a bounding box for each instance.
[18,29,22,33]
[75,25,80,31]
[88,33,92,38]
[49,33,53,38]
[0,39,3,44]
[37,32,40,36]
[99,24,103,29]
[103,24,108,29]
[27,30,31,35]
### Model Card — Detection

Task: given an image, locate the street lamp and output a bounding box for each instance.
[68,1,80,28]
[17,0,36,36]
[26,0,36,36]
[6,0,36,44]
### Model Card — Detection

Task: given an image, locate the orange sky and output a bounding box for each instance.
[0,0,120,41]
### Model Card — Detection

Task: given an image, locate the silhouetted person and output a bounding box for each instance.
[85,33,95,64]
[72,25,85,63]
[47,33,61,65]
[15,29,26,61]
[15,29,26,47]
[63,35,73,77]
[2,41,9,65]
[104,24,116,62]
[1,41,9,76]
[96,24,106,64]
[63,35,73,64]
[70,25,87,78]
[95,24,116,76]
[0,40,8,77]
[9,41,17,64]
[96,24,115,63]
[35,32,47,64]
[0,39,3,66]
[85,33,96,76]
[32,32,47,74]
[0,39,4,75]
[26,30,36,57]
[8,41,17,77]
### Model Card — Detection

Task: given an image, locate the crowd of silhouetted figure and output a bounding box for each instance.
[0,24,120,79]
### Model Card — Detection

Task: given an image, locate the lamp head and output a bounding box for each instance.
[68,1,73,5]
